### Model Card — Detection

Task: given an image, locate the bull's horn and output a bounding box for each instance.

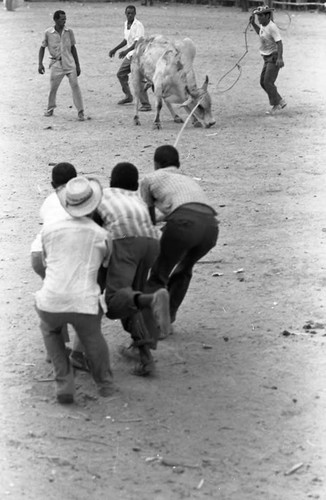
[202,75,209,91]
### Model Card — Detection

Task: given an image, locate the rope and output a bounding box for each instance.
[215,21,251,94]
[173,99,202,149]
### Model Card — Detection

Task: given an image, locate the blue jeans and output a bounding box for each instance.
[146,204,219,323]
[36,307,113,397]
[260,53,282,106]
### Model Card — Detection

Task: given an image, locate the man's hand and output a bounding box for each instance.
[109,49,116,58]
[276,58,284,68]
[76,65,81,76]
[38,64,45,74]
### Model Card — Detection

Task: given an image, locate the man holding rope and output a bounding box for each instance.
[250,5,286,115]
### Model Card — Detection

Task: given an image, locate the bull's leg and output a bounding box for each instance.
[153,98,163,130]
[164,101,184,124]
[134,96,141,126]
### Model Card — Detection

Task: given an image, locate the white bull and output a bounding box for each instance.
[131,35,216,129]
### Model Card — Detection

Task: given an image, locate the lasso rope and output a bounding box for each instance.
[215,21,251,94]
[173,98,202,149]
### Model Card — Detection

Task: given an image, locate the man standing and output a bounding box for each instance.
[96,162,170,376]
[140,145,219,336]
[109,5,151,111]
[249,5,286,115]
[38,10,85,121]
[35,177,113,404]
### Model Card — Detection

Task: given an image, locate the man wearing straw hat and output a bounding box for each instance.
[250,5,287,115]
[34,177,113,404]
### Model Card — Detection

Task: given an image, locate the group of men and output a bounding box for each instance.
[32,146,219,404]
[38,4,286,120]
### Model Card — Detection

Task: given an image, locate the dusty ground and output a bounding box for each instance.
[1,2,326,499]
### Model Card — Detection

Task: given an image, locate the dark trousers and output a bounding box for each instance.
[147,204,219,323]
[260,53,282,106]
[105,237,160,345]
[36,307,113,397]
[117,57,150,105]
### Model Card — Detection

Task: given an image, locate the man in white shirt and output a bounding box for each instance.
[109,5,151,110]
[249,5,286,115]
[34,177,114,404]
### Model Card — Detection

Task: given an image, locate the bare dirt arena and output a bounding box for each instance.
[1,2,326,499]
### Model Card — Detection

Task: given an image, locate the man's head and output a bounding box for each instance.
[57,177,103,218]
[154,145,180,170]
[110,162,139,191]
[51,162,77,189]
[254,5,273,25]
[53,10,66,28]
[125,5,136,23]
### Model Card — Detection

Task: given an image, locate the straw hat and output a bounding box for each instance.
[57,176,103,217]
[254,5,274,14]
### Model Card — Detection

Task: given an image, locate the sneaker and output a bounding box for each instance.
[279,99,287,109]
[78,110,85,121]
[151,289,171,339]
[57,393,74,405]
[44,108,54,117]
[70,351,90,372]
[118,96,133,105]
[139,104,152,112]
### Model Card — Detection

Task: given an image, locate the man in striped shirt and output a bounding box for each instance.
[140,145,219,334]
[96,162,170,376]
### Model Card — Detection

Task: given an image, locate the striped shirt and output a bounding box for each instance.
[97,188,159,240]
[140,167,213,217]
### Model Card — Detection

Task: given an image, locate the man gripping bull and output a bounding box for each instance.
[109,5,151,111]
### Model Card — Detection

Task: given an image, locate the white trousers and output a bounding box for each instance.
[47,65,83,113]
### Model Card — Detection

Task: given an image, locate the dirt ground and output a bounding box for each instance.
[1,2,326,499]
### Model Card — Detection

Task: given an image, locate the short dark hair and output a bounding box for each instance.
[154,145,180,169]
[125,5,136,14]
[51,162,77,188]
[53,10,65,21]
[110,162,139,191]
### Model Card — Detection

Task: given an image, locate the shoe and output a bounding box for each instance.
[132,360,156,377]
[139,104,152,112]
[118,96,133,105]
[98,383,115,398]
[70,351,90,372]
[266,104,280,115]
[151,289,171,339]
[78,110,85,121]
[118,344,140,362]
[279,99,287,109]
[158,324,174,341]
[57,393,74,405]
[44,108,54,117]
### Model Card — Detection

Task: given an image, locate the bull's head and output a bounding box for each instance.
[181,76,215,128]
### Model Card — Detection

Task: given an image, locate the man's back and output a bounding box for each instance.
[36,217,110,314]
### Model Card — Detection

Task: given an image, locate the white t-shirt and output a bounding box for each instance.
[124,18,144,60]
[35,218,111,314]
[259,21,282,56]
